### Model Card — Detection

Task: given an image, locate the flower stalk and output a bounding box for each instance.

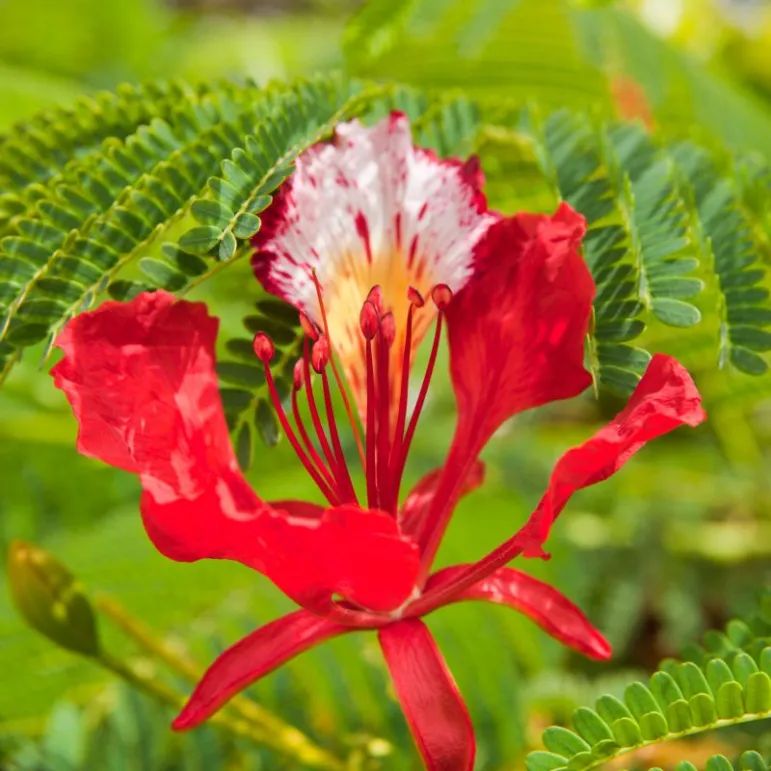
[9,543,345,771]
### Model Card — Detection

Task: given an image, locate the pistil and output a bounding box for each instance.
[376,312,394,512]
[361,301,379,509]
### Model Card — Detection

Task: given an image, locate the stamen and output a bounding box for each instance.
[253,333,338,505]
[391,286,451,503]
[432,284,453,310]
[252,332,275,363]
[291,361,338,493]
[311,270,366,466]
[368,285,383,315]
[359,300,379,340]
[376,312,395,513]
[321,369,358,504]
[311,336,330,373]
[387,288,422,512]
[302,339,339,486]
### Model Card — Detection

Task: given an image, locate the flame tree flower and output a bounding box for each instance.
[51,113,705,771]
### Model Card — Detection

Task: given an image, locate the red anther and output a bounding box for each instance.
[360,301,379,340]
[311,336,330,373]
[253,332,275,363]
[299,311,319,341]
[367,285,383,314]
[432,284,453,310]
[293,359,305,391]
[380,312,396,347]
[407,286,425,308]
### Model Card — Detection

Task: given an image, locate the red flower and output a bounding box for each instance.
[52,113,706,771]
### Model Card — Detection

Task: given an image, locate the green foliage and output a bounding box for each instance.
[527,593,771,771]
[0,75,767,466]
[2,689,237,771]
[343,0,771,157]
[474,105,770,389]
[0,75,384,448]
[0,1,770,769]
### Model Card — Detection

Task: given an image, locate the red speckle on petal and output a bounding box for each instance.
[355,212,373,263]
[417,202,428,220]
[407,235,419,269]
[394,212,402,249]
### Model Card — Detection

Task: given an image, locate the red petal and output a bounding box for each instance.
[517,353,706,557]
[379,620,475,771]
[260,505,420,613]
[413,204,595,562]
[445,203,594,460]
[51,291,268,565]
[51,293,419,613]
[400,460,485,538]
[408,354,706,613]
[173,610,350,730]
[268,500,325,518]
[419,566,610,660]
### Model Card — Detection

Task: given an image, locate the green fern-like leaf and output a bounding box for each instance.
[0,76,377,376]
[527,593,771,771]
[671,142,771,376]
[0,74,768,464]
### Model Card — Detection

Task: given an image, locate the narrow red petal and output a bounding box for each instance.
[173,610,350,730]
[400,460,485,538]
[419,566,610,661]
[378,620,475,771]
[51,291,268,565]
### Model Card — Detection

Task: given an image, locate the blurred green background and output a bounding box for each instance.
[0,0,771,769]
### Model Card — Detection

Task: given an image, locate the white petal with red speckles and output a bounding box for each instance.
[253,112,497,417]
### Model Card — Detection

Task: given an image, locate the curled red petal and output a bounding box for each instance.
[378,620,475,771]
[418,566,611,661]
[173,610,350,731]
[407,354,706,614]
[51,291,268,565]
[518,352,706,557]
[400,460,485,538]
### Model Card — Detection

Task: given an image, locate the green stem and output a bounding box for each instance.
[95,599,345,771]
